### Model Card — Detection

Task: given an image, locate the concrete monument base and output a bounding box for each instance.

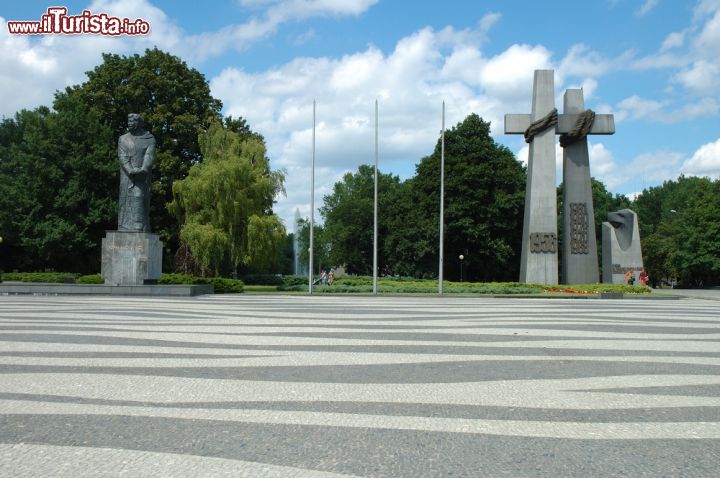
[101,231,162,286]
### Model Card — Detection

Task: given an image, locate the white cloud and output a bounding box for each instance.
[673,0,720,94]
[613,94,718,124]
[479,44,553,100]
[478,12,502,33]
[294,28,316,45]
[665,97,720,121]
[210,21,572,226]
[636,0,660,17]
[0,0,381,118]
[588,142,621,186]
[660,31,685,51]
[681,137,720,177]
[693,0,720,53]
[558,44,613,78]
[626,150,685,184]
[675,59,720,94]
[162,0,379,62]
[0,0,210,117]
[615,95,665,121]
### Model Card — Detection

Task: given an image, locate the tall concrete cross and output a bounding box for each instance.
[505,70,559,284]
[560,88,614,284]
[505,70,614,285]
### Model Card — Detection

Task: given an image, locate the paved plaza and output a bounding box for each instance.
[0,294,719,477]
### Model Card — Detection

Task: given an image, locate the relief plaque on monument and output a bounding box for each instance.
[569,202,589,255]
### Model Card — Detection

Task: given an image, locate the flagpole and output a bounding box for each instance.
[373,99,379,295]
[439,101,445,295]
[309,100,316,295]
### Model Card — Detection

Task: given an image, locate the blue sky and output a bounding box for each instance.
[2,0,719,230]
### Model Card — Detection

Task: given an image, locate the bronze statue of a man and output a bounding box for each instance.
[118,113,156,232]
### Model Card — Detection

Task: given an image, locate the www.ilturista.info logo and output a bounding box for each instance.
[7,7,150,35]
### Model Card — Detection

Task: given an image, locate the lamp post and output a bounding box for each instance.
[459,254,464,282]
[0,236,3,282]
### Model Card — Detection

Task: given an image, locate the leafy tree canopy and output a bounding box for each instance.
[168,122,286,276]
[57,47,223,247]
[0,100,115,272]
[0,48,270,274]
[388,113,526,281]
[320,164,401,275]
[634,176,720,286]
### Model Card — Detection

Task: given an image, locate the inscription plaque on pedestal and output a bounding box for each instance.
[101,231,162,286]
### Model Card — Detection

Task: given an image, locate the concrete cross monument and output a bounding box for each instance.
[505,70,560,284]
[559,89,614,284]
[505,70,615,284]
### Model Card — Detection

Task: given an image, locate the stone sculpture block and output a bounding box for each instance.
[602,209,644,284]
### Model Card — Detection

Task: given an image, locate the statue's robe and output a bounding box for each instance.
[117,130,156,232]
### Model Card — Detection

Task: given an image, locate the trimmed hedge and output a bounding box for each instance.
[159,273,244,293]
[282,275,309,286]
[1,272,79,283]
[279,280,649,295]
[278,284,541,294]
[240,274,284,286]
[0,271,649,295]
[77,274,104,284]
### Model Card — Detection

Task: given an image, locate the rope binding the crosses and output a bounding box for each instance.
[524,108,558,143]
[560,109,595,147]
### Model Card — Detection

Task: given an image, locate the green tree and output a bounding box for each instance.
[0,48,238,273]
[384,114,526,281]
[168,122,286,276]
[275,232,296,275]
[634,176,720,286]
[295,218,330,276]
[0,102,115,273]
[319,165,401,275]
[58,47,223,248]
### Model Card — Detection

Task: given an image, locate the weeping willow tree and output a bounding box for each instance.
[167,122,286,275]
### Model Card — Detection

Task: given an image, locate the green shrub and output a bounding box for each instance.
[77,274,104,284]
[202,277,244,293]
[333,276,372,286]
[240,274,284,286]
[158,273,197,285]
[282,275,308,286]
[277,283,307,291]
[278,283,542,294]
[1,272,79,283]
[159,273,244,293]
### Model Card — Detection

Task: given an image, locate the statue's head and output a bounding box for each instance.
[607,209,636,251]
[127,113,144,133]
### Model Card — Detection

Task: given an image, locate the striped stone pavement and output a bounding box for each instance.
[0,294,718,477]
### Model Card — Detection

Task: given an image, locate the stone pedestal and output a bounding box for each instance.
[101,231,162,286]
[602,209,643,284]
